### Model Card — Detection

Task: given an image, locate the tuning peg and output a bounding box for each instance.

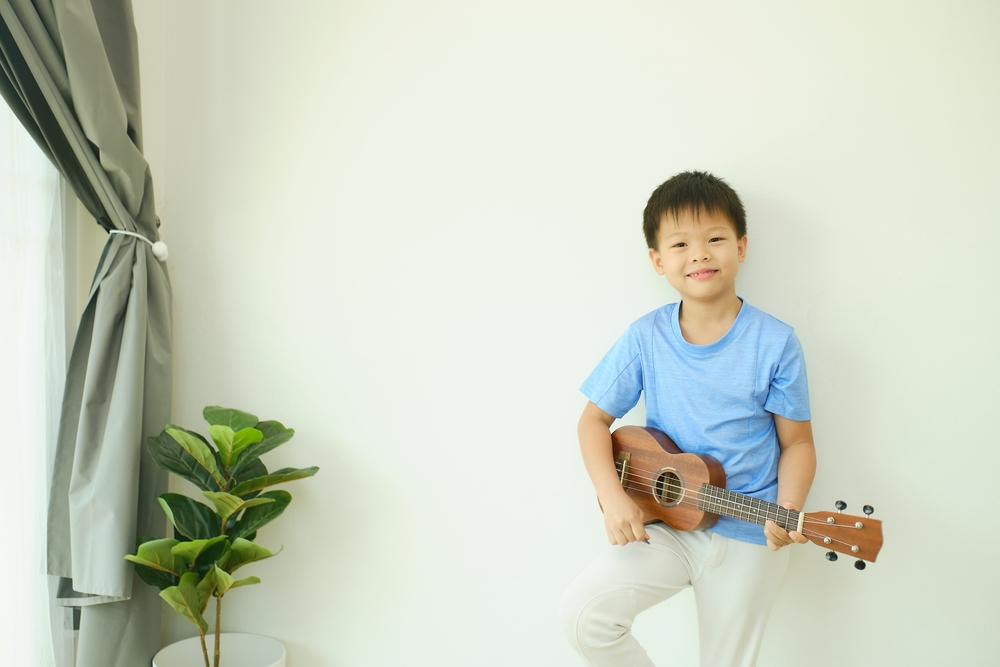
[854,560,866,571]
[863,505,874,516]
[835,500,847,512]
[825,551,838,562]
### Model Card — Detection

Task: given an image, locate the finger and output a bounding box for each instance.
[607,521,631,545]
[606,516,627,543]
[788,530,808,544]
[631,520,650,543]
[605,519,620,544]
[764,521,791,546]
[607,516,627,544]
[620,523,640,544]
[766,535,790,551]
[764,519,789,539]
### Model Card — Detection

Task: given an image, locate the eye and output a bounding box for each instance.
[709,237,724,243]
[672,242,687,248]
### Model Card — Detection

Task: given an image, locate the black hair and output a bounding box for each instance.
[642,171,746,249]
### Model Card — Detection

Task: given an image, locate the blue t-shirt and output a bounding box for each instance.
[580,300,811,545]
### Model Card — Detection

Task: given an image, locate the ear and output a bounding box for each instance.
[648,248,665,275]
[737,236,748,263]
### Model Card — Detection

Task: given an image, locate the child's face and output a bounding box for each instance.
[648,208,747,304]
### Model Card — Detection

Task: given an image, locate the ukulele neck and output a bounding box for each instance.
[697,485,801,533]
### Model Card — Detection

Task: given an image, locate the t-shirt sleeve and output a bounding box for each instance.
[763,332,811,421]
[580,327,643,419]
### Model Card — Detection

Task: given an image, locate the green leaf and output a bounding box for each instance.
[233,457,267,483]
[203,406,259,432]
[147,431,221,492]
[212,563,261,597]
[230,421,294,476]
[160,572,209,633]
[166,428,226,489]
[125,538,186,583]
[231,458,267,499]
[194,537,231,576]
[208,425,235,466]
[136,535,161,549]
[203,491,275,526]
[130,537,179,589]
[170,535,228,569]
[158,494,220,540]
[133,562,180,590]
[196,567,218,606]
[210,426,264,469]
[229,490,292,541]
[229,575,261,590]
[229,466,319,497]
[223,538,282,573]
[231,427,263,462]
[203,492,257,525]
[212,565,236,595]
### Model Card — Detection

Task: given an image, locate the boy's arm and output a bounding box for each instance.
[578,401,650,545]
[764,415,817,551]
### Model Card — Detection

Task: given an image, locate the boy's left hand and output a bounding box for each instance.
[764,501,809,551]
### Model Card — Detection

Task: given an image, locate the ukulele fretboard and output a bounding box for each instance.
[697,485,800,533]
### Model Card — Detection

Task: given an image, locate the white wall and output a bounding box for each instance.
[131,1,1000,664]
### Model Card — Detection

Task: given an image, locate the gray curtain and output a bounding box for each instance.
[0,1,171,665]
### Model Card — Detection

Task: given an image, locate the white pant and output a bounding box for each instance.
[559,523,790,667]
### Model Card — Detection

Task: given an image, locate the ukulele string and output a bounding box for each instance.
[615,469,849,530]
[616,481,791,529]
[614,461,872,548]
[615,481,850,546]
[615,468,789,522]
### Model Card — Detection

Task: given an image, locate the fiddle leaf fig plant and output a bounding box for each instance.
[126,406,317,667]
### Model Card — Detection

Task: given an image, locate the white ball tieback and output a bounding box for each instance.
[108,229,169,262]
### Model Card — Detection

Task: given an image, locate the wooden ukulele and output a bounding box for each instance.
[611,426,884,568]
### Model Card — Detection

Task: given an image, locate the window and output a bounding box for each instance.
[0,100,64,667]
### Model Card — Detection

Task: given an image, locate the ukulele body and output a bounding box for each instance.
[611,425,727,531]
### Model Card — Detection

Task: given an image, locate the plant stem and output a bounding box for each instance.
[199,630,210,667]
[214,594,222,667]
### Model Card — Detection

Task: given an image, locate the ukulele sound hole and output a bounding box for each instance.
[652,469,683,507]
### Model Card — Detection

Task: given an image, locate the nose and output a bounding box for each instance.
[691,244,710,261]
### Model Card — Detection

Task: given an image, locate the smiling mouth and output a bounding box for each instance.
[687,269,718,280]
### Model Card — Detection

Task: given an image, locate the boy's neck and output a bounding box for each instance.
[677,293,742,345]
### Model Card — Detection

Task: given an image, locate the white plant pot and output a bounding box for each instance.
[152,632,286,667]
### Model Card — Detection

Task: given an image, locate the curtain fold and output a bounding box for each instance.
[0,1,171,665]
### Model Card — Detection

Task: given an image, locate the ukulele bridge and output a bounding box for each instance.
[615,451,631,486]
[652,467,685,507]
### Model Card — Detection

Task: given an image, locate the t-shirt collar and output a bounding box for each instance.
[670,297,749,355]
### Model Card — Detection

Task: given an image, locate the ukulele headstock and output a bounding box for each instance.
[802,501,883,568]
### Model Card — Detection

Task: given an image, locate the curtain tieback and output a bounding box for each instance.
[108,229,169,261]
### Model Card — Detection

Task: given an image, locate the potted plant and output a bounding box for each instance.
[125,406,318,667]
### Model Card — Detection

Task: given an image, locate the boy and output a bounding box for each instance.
[560,171,815,667]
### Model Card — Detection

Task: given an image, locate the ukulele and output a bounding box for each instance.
[610,426,884,568]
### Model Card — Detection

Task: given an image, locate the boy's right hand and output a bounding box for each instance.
[600,489,650,545]
[577,401,650,546]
